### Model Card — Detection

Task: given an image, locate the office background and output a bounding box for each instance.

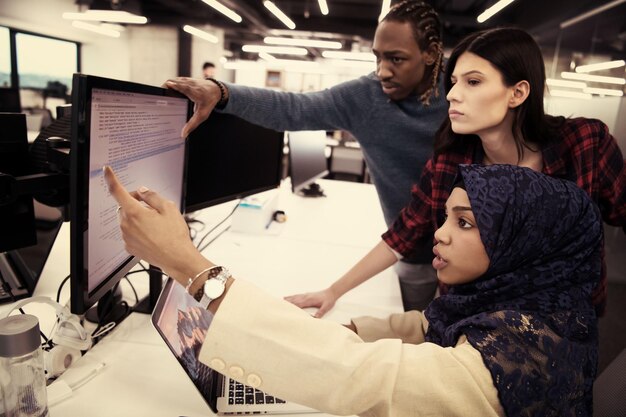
[0,0,624,382]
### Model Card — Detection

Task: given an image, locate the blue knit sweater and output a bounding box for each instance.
[222,73,448,255]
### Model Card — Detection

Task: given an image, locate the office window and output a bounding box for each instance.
[0,27,10,86]
[15,33,77,91]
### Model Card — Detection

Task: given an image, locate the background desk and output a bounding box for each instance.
[1,179,402,417]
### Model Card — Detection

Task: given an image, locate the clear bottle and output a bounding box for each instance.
[0,315,49,417]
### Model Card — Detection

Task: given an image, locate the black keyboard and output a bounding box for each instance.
[227,379,287,405]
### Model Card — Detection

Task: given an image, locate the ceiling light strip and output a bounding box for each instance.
[243,45,308,55]
[561,71,626,85]
[201,0,242,23]
[264,36,341,49]
[560,0,626,29]
[575,60,626,73]
[318,0,329,15]
[378,0,391,21]
[264,1,296,29]
[546,79,587,89]
[582,87,624,97]
[71,21,121,37]
[477,0,515,23]
[183,25,218,43]
[63,10,147,24]
[549,90,592,99]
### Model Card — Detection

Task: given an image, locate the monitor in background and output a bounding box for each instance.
[0,87,22,113]
[70,74,191,321]
[287,130,329,197]
[185,112,284,213]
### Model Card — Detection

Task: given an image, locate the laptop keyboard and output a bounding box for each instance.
[227,379,286,406]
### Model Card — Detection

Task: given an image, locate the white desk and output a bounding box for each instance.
[2,179,402,417]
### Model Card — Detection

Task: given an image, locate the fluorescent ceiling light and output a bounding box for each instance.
[322,50,376,61]
[183,25,218,43]
[242,45,308,55]
[546,79,586,89]
[477,0,515,23]
[549,89,592,99]
[264,36,341,49]
[575,59,626,73]
[379,0,391,21]
[318,0,329,15]
[561,71,626,85]
[63,10,147,24]
[583,87,624,97]
[264,1,296,29]
[201,0,242,23]
[561,0,626,29]
[259,52,277,61]
[71,20,121,37]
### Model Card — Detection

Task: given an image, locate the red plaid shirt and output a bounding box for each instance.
[382,117,626,315]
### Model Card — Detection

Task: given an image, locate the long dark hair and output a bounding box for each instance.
[382,1,443,105]
[434,27,564,159]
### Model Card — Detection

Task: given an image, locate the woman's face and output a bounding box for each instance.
[433,187,490,285]
[446,52,517,137]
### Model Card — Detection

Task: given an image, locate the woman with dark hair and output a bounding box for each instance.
[104,163,602,416]
[291,27,625,317]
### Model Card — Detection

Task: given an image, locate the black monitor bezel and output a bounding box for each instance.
[69,73,191,315]
[0,87,22,113]
[184,112,284,213]
[287,131,329,194]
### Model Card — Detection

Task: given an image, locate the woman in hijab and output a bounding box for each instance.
[105,163,601,416]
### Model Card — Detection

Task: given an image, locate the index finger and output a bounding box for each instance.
[103,166,142,210]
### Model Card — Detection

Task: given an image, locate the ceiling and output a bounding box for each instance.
[83,0,626,63]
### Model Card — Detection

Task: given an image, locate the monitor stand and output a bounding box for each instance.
[299,182,326,197]
[85,285,128,324]
[133,265,163,314]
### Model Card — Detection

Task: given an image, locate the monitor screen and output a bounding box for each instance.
[287,130,329,195]
[0,88,21,113]
[70,74,191,315]
[185,112,284,213]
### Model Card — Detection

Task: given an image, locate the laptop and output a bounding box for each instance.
[151,277,320,415]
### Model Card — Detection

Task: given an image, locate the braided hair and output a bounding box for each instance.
[382,1,443,105]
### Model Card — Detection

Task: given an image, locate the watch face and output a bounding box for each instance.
[204,277,225,299]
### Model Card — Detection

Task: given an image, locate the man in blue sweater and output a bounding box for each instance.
[166,1,449,314]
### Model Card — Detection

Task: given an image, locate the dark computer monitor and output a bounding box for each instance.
[0,88,22,113]
[69,74,191,318]
[287,130,329,197]
[185,112,284,213]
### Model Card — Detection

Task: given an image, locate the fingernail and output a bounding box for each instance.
[138,186,149,193]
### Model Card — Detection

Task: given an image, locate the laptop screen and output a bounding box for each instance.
[152,278,220,413]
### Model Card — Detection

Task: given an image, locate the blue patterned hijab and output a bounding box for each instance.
[424,164,602,417]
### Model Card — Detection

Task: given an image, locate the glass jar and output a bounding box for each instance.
[0,314,49,417]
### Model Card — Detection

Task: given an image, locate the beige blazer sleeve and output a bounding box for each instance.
[199,280,504,417]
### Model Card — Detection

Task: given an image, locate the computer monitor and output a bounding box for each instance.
[185,112,284,213]
[287,130,329,197]
[0,88,22,113]
[69,74,191,318]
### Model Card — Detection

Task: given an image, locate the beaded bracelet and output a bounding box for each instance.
[206,77,228,109]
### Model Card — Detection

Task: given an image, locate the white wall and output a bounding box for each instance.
[189,25,226,80]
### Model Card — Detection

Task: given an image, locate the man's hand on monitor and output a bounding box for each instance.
[103,166,209,284]
[284,288,337,318]
[164,77,221,138]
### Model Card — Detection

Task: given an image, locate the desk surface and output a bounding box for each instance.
[2,179,402,417]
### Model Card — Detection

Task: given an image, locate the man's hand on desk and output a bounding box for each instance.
[284,288,337,318]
